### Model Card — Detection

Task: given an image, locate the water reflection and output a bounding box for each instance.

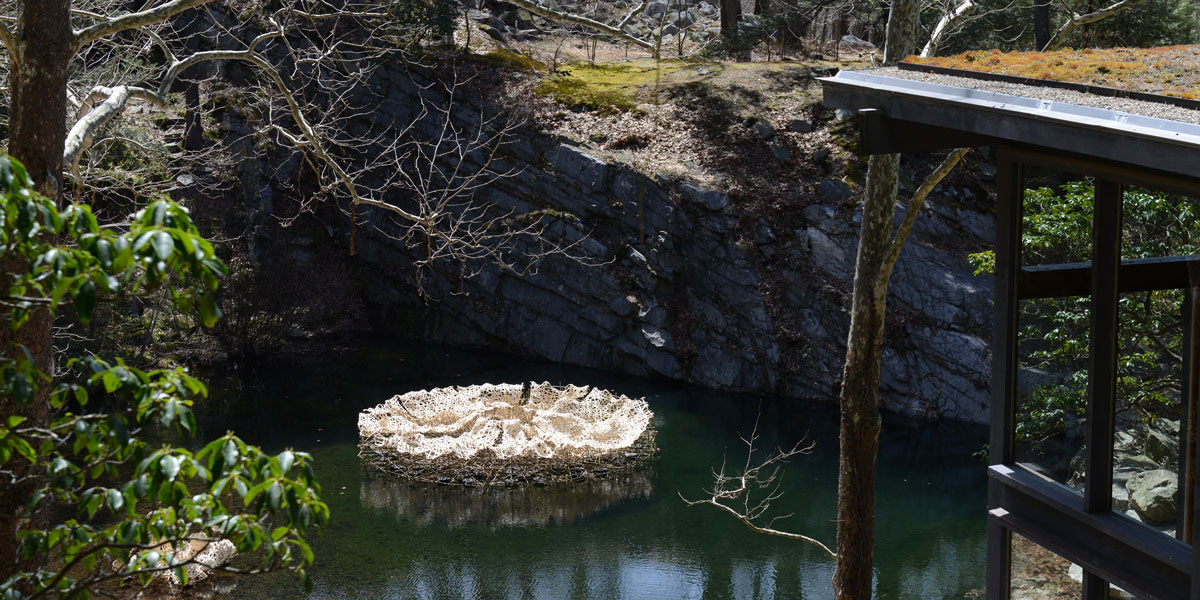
[201,340,988,600]
[360,468,655,529]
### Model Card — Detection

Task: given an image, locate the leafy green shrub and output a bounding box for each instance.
[0,156,327,598]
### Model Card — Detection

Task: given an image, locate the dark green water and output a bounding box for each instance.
[195,341,987,599]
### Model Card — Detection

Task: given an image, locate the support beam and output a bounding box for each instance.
[858,109,998,154]
[1181,285,1197,544]
[1019,255,1200,299]
[1084,179,1123,514]
[999,147,1200,198]
[990,465,1191,599]
[1187,284,1200,600]
[990,155,1023,466]
[1082,179,1122,598]
[986,156,1022,600]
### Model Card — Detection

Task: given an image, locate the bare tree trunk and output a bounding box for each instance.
[720,0,742,38]
[9,0,71,199]
[1033,0,1052,50]
[832,0,919,597]
[919,0,975,57]
[832,152,896,600]
[754,0,770,16]
[0,0,72,580]
[882,0,920,65]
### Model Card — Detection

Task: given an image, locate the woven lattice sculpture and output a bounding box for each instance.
[358,383,656,485]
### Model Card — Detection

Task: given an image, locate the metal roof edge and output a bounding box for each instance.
[819,71,1200,156]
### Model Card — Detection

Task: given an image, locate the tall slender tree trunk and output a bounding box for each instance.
[720,0,742,38]
[831,0,919,598]
[0,0,72,579]
[832,153,896,600]
[1033,0,1051,50]
[9,0,72,199]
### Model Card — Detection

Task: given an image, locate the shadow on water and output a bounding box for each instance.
[193,339,988,600]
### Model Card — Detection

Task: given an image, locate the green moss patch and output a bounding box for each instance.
[535,60,690,114]
[478,48,547,72]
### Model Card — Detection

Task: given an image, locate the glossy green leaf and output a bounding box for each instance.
[75,280,97,324]
[196,295,221,328]
[223,439,239,467]
[277,450,295,475]
[150,231,174,261]
[159,455,181,482]
[84,494,101,518]
[105,488,123,512]
[11,436,35,463]
[268,481,283,510]
[9,373,33,405]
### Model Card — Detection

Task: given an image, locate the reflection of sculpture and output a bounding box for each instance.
[112,537,237,595]
[361,467,656,528]
[358,383,656,485]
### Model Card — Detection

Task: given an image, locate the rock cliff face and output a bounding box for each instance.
[269,61,996,423]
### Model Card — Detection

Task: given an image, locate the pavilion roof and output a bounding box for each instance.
[903,45,1200,101]
[819,63,1200,179]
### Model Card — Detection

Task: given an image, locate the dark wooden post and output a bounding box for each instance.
[1081,179,1123,599]
[1181,284,1197,544]
[1187,282,1200,600]
[986,154,1023,600]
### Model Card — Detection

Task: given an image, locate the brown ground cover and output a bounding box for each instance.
[904,45,1200,99]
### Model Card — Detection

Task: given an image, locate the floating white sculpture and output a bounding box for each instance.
[358,382,655,485]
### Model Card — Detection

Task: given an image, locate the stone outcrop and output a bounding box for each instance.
[1127,469,1179,524]
[326,60,996,423]
[1067,418,1184,529]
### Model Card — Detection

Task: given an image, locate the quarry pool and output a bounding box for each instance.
[196,341,987,599]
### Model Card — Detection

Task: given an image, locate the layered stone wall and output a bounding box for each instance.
[264,60,996,423]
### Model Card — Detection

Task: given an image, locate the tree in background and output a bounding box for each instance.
[930,0,1199,54]
[721,0,744,38]
[829,2,970,592]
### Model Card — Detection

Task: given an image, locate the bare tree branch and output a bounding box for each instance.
[156,29,282,96]
[499,0,657,54]
[73,0,215,48]
[49,1,594,294]
[681,417,836,559]
[876,147,970,298]
[920,0,975,57]
[0,21,15,56]
[1044,0,1149,50]
[63,85,168,183]
[618,0,652,29]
